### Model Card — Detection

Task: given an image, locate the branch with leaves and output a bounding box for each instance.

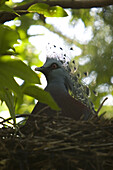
[0,0,113,24]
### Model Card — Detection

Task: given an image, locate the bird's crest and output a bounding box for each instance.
[46,43,70,68]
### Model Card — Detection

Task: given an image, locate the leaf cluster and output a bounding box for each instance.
[0,1,66,125]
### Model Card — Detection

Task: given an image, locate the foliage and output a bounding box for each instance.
[0,25,19,55]
[0,0,64,124]
[28,3,68,17]
[71,9,94,26]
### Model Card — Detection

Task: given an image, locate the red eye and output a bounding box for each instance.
[51,63,58,69]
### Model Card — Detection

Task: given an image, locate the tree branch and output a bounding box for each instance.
[0,0,113,24]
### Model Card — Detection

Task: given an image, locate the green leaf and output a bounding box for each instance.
[28,3,49,14]
[0,25,19,55]
[0,71,23,120]
[0,4,14,12]
[0,89,16,125]
[0,57,40,123]
[0,0,7,6]
[48,6,68,17]
[28,3,68,17]
[24,85,60,111]
[0,70,22,98]
[0,57,40,84]
[0,4,19,16]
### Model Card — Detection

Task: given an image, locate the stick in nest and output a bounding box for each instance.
[90,97,108,120]
[96,97,108,115]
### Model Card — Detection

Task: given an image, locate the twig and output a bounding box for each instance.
[96,97,108,115]
[0,114,30,124]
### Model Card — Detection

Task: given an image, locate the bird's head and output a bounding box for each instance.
[35,57,73,92]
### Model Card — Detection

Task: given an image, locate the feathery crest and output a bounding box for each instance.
[46,43,70,68]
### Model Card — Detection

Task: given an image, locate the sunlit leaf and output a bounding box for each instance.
[0,89,16,124]
[0,57,40,84]
[0,4,14,12]
[0,57,40,122]
[0,70,22,98]
[0,4,19,16]
[48,6,68,17]
[28,3,68,17]
[23,85,60,111]
[0,25,19,55]
[0,72,21,124]
[28,3,49,14]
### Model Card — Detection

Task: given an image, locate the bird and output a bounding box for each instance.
[20,46,96,135]
[27,50,95,122]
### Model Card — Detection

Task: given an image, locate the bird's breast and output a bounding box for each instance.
[46,85,92,120]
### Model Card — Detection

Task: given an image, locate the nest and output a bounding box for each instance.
[0,113,113,170]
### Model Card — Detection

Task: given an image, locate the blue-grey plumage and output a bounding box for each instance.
[32,57,94,120]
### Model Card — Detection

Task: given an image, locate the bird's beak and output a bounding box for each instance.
[35,66,43,72]
[35,66,47,74]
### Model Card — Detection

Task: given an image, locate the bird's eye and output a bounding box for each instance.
[51,63,58,69]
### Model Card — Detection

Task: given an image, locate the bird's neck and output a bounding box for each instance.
[46,79,68,93]
[45,71,73,94]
